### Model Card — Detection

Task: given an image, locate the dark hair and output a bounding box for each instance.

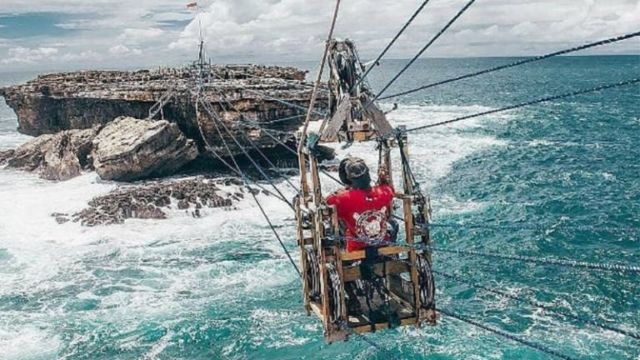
[350,172,371,190]
[338,158,352,186]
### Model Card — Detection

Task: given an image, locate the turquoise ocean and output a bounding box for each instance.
[0,55,639,359]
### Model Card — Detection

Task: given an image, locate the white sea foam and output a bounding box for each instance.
[0,102,506,356]
[0,326,60,360]
[0,132,32,151]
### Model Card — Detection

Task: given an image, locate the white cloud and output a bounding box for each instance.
[169,0,640,60]
[0,0,638,72]
[118,28,165,44]
[1,47,59,64]
[109,45,142,56]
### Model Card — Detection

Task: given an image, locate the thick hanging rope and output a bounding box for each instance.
[438,308,578,360]
[299,0,341,147]
[380,31,640,100]
[434,270,640,340]
[429,222,640,234]
[243,88,326,117]
[200,99,295,210]
[354,0,432,88]
[209,85,299,192]
[197,97,301,277]
[365,0,477,106]
[431,246,640,274]
[404,78,640,132]
[330,232,640,274]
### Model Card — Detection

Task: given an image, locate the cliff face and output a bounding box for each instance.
[0,65,327,158]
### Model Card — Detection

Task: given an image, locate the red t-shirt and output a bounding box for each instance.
[326,184,395,252]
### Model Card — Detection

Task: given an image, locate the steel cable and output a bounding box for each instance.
[431,246,640,274]
[380,31,640,100]
[434,270,640,340]
[199,99,295,210]
[404,78,640,132]
[197,96,301,277]
[438,308,578,360]
[366,0,477,105]
[355,0,433,88]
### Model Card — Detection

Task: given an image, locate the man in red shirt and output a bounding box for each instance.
[327,157,395,252]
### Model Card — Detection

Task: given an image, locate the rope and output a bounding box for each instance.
[355,0,432,88]
[380,31,640,99]
[208,83,300,192]
[192,94,290,205]
[197,96,301,277]
[404,78,640,132]
[438,308,578,360]
[431,246,640,274]
[434,270,640,340]
[429,222,640,234]
[242,88,326,117]
[327,231,640,274]
[249,187,301,277]
[199,99,295,210]
[299,0,341,147]
[366,0,477,105]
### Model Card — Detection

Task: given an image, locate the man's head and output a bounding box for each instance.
[343,157,371,190]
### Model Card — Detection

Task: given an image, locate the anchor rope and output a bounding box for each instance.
[191,93,290,204]
[429,222,640,234]
[404,78,640,132]
[208,84,300,192]
[197,95,301,277]
[326,234,640,274]
[380,31,640,100]
[366,0,477,106]
[438,308,578,360]
[355,0,433,89]
[431,246,640,274]
[199,98,295,210]
[434,270,640,340]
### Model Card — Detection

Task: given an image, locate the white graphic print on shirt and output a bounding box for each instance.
[352,206,387,241]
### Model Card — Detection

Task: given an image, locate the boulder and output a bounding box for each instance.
[4,127,99,180]
[92,117,198,181]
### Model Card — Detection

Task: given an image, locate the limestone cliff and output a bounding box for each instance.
[0,64,327,159]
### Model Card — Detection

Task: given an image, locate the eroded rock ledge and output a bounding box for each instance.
[55,177,263,226]
[0,64,329,182]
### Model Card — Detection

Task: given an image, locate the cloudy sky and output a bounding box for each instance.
[0,0,638,72]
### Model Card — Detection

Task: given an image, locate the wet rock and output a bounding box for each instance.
[4,127,99,180]
[0,65,328,168]
[51,212,70,224]
[0,150,14,166]
[68,177,240,226]
[177,199,189,210]
[92,117,198,181]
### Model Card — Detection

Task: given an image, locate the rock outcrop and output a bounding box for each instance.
[3,127,99,180]
[92,117,198,181]
[0,65,327,161]
[62,177,249,226]
[0,150,14,166]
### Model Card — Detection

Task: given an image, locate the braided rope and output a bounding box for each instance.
[438,308,578,360]
[381,31,640,100]
[432,246,640,274]
[434,270,640,340]
[405,78,640,132]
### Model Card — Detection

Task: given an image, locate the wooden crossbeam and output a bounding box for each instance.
[342,260,409,282]
[340,246,408,261]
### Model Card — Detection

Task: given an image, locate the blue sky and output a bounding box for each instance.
[0,0,638,72]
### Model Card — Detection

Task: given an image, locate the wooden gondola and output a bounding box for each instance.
[296,39,437,343]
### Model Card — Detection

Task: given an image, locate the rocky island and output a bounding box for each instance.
[0,64,329,225]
